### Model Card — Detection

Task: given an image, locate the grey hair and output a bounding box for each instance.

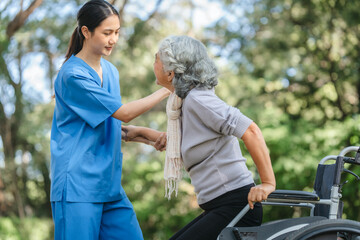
[157,35,218,99]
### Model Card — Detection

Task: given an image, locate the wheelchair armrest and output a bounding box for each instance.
[267,190,320,203]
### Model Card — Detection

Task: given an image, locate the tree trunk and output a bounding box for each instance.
[0,0,43,218]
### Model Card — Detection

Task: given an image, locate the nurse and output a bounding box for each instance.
[50,1,169,239]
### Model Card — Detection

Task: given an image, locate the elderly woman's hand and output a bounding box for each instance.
[154,132,167,151]
[247,183,275,209]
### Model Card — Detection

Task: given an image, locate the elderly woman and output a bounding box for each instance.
[123,35,276,240]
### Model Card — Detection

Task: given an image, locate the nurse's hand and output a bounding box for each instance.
[121,125,139,140]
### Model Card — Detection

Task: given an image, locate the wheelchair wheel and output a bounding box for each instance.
[285,219,360,240]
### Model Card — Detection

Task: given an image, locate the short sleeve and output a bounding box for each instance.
[186,91,252,138]
[62,72,122,128]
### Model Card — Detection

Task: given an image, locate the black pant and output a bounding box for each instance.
[169,184,262,240]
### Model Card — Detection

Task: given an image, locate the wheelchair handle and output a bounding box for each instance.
[320,147,360,165]
[339,146,360,157]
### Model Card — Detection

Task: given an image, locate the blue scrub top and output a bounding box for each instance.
[50,55,125,202]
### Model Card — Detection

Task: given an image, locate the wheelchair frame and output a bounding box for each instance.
[217,146,360,240]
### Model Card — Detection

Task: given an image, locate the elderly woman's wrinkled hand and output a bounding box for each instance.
[154,132,167,151]
[247,183,275,209]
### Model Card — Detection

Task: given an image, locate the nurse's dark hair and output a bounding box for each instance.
[64,0,119,63]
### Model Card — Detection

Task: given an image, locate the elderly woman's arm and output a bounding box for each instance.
[241,122,276,209]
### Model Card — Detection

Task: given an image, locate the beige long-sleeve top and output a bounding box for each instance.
[181,87,254,204]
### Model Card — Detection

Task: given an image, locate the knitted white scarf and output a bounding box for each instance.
[164,92,183,200]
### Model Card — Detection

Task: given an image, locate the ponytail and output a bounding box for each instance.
[64,26,84,63]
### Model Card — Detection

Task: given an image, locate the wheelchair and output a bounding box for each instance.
[218,146,360,240]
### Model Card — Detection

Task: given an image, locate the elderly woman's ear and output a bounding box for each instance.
[168,71,175,82]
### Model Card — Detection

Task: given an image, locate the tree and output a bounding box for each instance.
[0,1,207,238]
[2,0,358,238]
[0,0,44,219]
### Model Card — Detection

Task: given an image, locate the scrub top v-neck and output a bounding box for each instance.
[50,55,125,202]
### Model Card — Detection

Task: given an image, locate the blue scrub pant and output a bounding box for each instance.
[51,197,143,240]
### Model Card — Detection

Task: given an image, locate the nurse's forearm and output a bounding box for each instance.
[112,88,170,122]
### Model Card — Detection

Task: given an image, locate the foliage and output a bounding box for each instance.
[208,0,360,221]
[0,0,359,239]
[0,217,53,240]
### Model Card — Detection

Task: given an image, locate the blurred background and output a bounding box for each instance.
[0,0,359,239]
